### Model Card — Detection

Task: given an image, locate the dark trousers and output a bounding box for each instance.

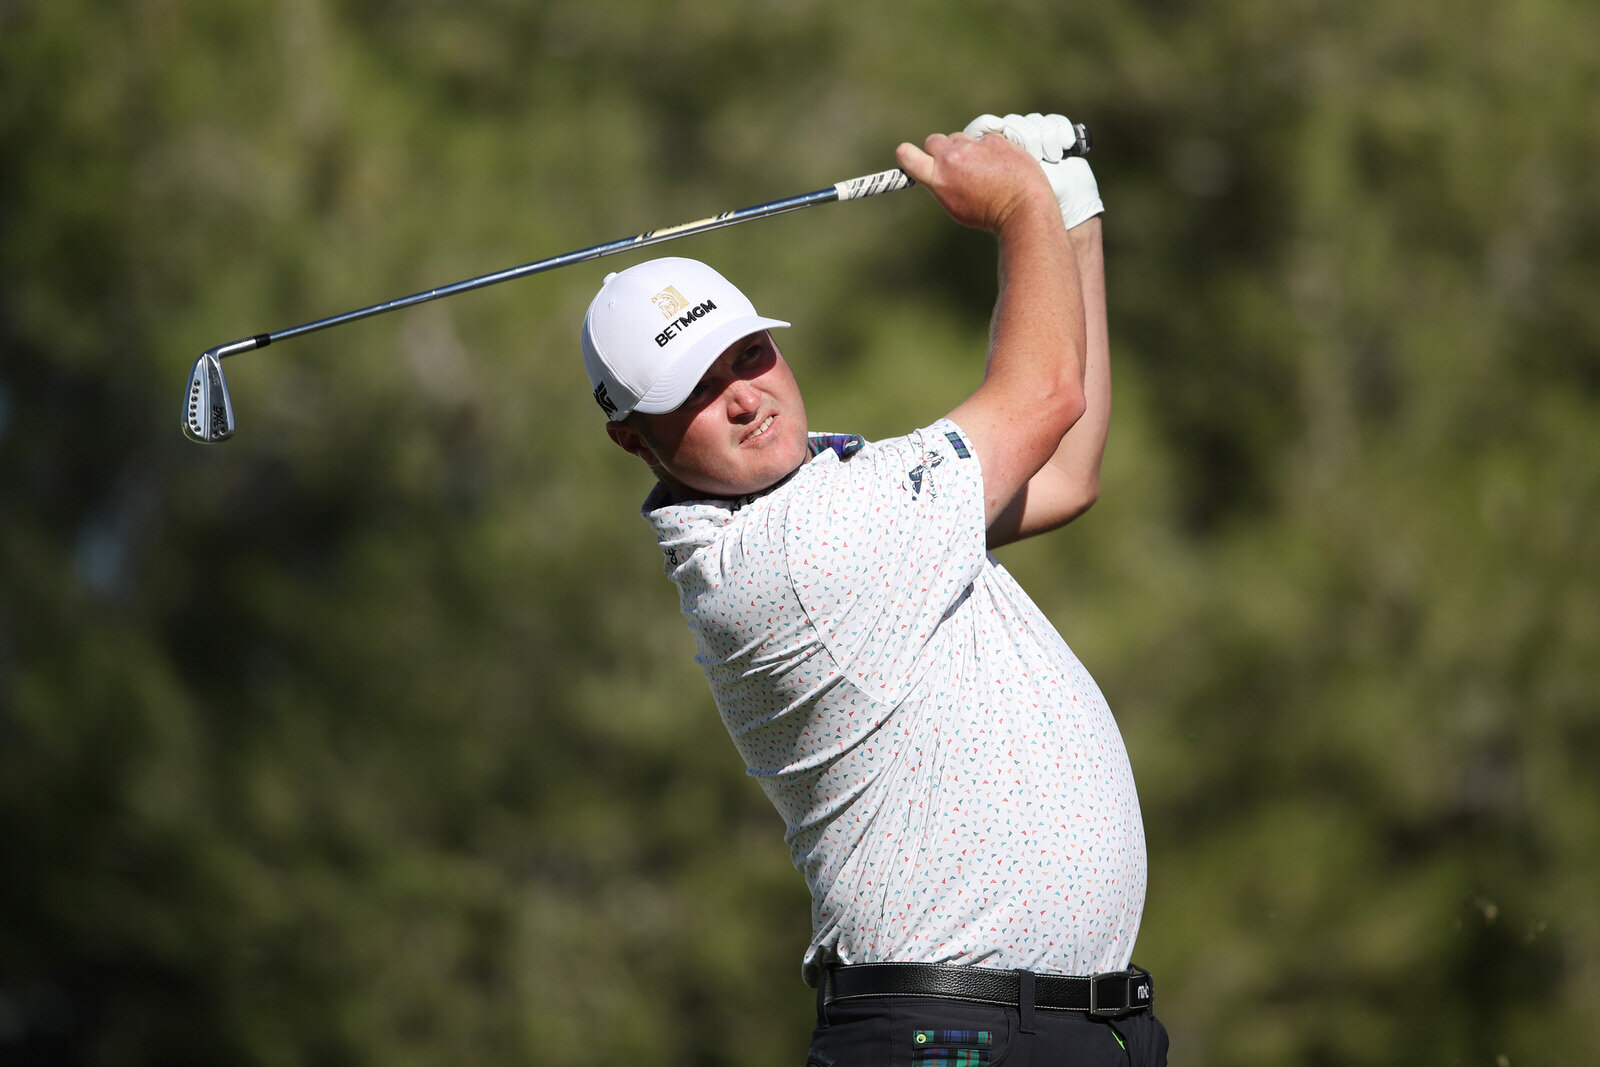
[806,987,1168,1066]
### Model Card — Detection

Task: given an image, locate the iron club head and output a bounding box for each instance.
[183,350,235,443]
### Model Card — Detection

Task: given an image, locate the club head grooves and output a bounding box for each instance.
[183,351,235,443]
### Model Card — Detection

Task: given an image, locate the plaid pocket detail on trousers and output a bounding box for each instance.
[910,1029,991,1066]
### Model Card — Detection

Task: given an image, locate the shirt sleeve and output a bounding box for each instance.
[777,418,988,706]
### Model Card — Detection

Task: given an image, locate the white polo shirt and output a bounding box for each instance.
[642,419,1146,985]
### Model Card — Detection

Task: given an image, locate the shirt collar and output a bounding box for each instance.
[807,432,865,461]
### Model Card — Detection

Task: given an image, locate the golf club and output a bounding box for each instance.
[183,124,1090,442]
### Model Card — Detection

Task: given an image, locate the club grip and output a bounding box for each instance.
[834,168,915,201]
[833,123,1091,202]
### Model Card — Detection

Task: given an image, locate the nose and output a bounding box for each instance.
[725,379,761,418]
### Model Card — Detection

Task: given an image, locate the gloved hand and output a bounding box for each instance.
[963,112,1103,229]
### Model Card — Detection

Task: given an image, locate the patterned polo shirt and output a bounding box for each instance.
[642,419,1146,985]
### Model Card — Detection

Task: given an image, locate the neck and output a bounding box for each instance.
[653,463,804,505]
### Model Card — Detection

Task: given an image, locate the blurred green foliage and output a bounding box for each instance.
[3,0,1598,1063]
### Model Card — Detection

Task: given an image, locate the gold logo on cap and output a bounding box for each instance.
[651,286,689,318]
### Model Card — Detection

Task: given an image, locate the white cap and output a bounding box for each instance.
[581,257,789,420]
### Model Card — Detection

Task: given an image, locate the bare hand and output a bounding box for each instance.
[895,130,1059,235]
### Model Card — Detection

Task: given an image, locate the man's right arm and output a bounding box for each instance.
[895,131,1089,528]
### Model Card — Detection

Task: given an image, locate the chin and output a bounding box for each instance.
[670,433,810,501]
[729,455,807,498]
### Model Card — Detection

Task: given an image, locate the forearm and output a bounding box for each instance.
[1042,218,1110,499]
[987,216,1108,547]
[986,202,1087,424]
[957,201,1087,520]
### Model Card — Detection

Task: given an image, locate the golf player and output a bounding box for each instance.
[583,113,1167,1065]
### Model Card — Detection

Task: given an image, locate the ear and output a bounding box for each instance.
[605,420,662,469]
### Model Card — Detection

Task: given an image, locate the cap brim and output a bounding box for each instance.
[630,316,791,415]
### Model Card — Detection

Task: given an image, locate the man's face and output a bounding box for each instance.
[610,331,810,500]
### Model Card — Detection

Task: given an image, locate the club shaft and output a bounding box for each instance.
[201,121,1089,364]
[187,127,1090,441]
[213,177,875,361]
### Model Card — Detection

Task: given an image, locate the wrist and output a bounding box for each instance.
[1066,214,1102,247]
[996,186,1068,240]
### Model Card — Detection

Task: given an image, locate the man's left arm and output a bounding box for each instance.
[986,213,1109,549]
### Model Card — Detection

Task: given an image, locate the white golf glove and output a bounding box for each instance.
[963,112,1103,229]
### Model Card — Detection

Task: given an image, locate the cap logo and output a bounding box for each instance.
[651,286,690,318]
[593,381,618,417]
[653,298,718,348]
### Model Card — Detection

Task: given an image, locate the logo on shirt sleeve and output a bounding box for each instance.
[944,430,971,459]
[906,451,946,497]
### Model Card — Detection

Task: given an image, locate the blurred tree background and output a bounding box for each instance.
[3,0,1597,1063]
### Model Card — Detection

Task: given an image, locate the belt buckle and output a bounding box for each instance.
[1088,967,1152,1018]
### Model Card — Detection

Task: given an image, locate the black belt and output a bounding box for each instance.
[823,962,1153,1018]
